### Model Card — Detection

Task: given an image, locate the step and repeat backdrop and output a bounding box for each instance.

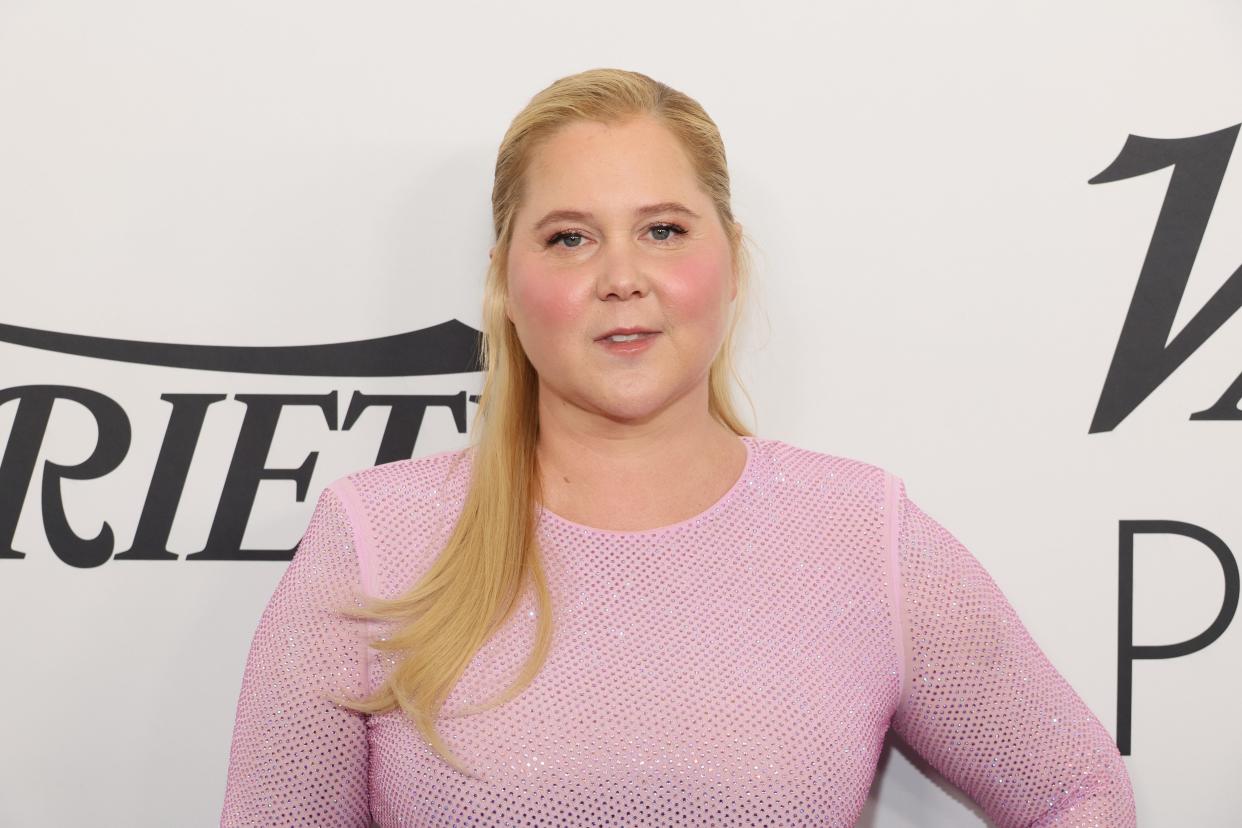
[1,1,1238,825]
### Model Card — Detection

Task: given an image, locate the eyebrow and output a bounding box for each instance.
[531,201,701,232]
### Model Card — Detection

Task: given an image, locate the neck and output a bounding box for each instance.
[532,380,744,528]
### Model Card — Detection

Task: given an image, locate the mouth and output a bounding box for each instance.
[595,327,661,343]
[595,330,660,354]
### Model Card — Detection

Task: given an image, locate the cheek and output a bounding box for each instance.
[663,248,733,326]
[508,260,581,341]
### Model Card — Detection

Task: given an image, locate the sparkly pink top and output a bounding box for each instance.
[221,436,1136,826]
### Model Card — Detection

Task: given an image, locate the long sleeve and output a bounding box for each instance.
[220,483,373,827]
[886,473,1136,827]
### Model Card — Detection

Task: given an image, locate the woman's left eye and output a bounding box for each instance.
[648,223,687,242]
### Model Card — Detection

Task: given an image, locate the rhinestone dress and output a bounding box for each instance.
[221,436,1136,826]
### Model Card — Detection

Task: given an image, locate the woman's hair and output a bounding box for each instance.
[329,67,756,776]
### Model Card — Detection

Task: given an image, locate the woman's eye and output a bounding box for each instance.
[546,231,585,249]
[649,223,687,242]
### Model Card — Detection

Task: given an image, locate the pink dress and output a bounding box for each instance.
[220,436,1136,826]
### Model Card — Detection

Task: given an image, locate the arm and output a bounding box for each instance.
[885,473,1136,827]
[220,483,373,827]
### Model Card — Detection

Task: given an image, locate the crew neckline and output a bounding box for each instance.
[537,435,758,538]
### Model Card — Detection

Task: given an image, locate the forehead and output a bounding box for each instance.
[521,116,702,211]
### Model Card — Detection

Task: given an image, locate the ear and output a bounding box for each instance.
[730,221,742,301]
[488,244,496,262]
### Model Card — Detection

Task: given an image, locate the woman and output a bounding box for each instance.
[221,68,1136,826]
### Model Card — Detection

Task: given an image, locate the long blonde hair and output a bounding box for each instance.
[330,67,756,776]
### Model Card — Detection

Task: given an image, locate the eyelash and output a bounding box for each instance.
[545,223,688,249]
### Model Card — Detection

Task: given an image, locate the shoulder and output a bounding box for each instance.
[748,436,908,542]
[750,435,899,499]
[316,446,474,595]
[322,446,471,531]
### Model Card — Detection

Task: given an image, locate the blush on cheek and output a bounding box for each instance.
[508,261,582,332]
[662,249,734,319]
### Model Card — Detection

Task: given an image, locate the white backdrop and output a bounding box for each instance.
[1,1,1239,824]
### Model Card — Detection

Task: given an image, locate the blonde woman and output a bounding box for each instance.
[221,68,1136,826]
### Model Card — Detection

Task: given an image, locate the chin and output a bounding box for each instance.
[594,402,660,423]
[585,389,663,422]
[602,386,693,422]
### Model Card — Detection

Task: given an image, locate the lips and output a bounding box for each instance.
[597,330,659,354]
[595,326,660,341]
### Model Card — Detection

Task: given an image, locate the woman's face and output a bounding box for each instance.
[501,114,738,426]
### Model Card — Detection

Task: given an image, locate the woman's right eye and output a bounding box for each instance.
[546,231,585,249]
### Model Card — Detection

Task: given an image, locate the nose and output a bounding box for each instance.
[594,241,651,302]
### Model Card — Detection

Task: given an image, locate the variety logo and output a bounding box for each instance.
[1090,122,1241,754]
[0,319,483,567]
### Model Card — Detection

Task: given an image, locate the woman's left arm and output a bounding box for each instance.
[884,472,1137,827]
